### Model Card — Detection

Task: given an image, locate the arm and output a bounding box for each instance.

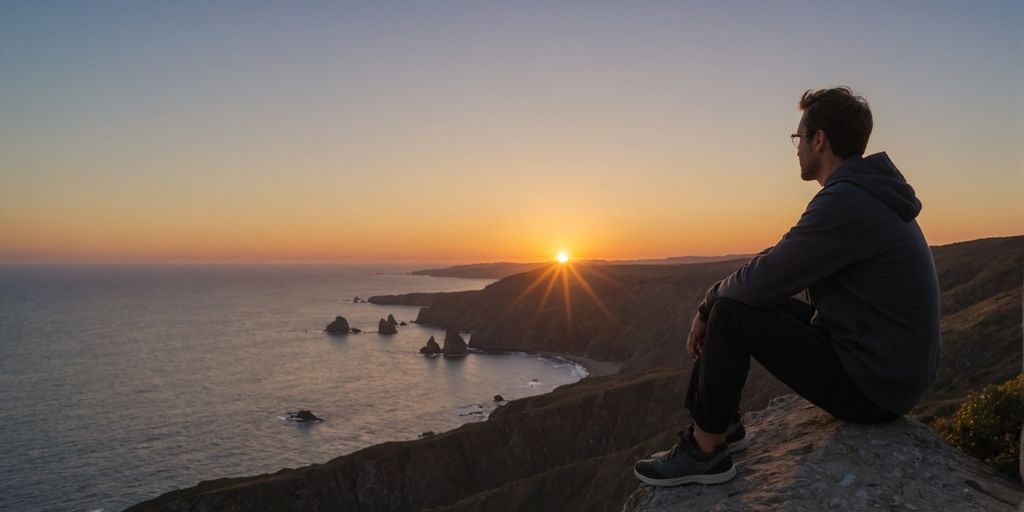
[696,247,774,320]
[698,185,867,319]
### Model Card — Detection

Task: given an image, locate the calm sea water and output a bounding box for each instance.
[0,265,587,511]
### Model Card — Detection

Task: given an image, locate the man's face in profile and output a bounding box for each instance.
[796,113,819,182]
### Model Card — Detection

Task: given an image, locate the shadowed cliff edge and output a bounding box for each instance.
[624,395,1022,511]
[127,236,1022,511]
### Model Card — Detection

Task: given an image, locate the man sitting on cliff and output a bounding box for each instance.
[634,87,941,487]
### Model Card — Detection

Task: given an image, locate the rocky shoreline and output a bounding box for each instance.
[534,351,622,378]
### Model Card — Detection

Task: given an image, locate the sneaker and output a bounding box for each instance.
[633,425,736,487]
[649,412,747,458]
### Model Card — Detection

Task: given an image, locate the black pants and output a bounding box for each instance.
[685,297,899,434]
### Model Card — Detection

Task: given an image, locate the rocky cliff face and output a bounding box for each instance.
[624,394,1022,511]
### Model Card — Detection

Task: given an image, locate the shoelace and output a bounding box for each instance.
[662,429,691,461]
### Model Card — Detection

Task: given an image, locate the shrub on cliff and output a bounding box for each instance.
[933,373,1022,480]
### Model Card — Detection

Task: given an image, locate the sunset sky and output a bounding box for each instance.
[2,1,1021,264]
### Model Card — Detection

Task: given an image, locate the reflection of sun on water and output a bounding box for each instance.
[557,252,569,263]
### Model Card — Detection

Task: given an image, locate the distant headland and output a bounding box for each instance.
[411,254,753,279]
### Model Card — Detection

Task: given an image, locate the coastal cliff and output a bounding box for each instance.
[129,236,1022,511]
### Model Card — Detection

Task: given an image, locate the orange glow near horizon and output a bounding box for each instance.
[0,214,1020,265]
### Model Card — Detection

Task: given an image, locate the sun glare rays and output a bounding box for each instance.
[566,264,612,318]
[560,266,572,329]
[509,258,617,336]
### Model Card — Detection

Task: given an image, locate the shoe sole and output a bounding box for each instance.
[649,437,749,459]
[633,464,737,487]
[726,437,748,453]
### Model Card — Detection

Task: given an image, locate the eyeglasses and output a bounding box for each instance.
[790,132,806,148]
[790,130,817,148]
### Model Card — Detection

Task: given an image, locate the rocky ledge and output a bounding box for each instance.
[624,394,1022,512]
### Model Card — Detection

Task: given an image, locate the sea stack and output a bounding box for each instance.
[419,336,442,355]
[378,318,398,335]
[324,316,351,334]
[386,314,399,326]
[286,410,323,423]
[442,328,468,356]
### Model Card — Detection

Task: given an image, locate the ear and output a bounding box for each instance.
[812,130,831,154]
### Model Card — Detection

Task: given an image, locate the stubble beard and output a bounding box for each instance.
[799,155,820,182]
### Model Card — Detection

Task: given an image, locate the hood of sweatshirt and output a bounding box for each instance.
[825,152,922,221]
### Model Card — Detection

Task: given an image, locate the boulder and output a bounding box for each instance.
[286,410,323,423]
[420,336,442,355]
[351,328,361,334]
[400,321,408,326]
[624,394,1024,511]
[493,394,505,402]
[378,318,398,335]
[324,316,351,334]
[442,328,468,356]
[386,314,399,326]
[353,296,363,303]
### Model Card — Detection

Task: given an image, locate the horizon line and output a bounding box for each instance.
[1,233,1020,267]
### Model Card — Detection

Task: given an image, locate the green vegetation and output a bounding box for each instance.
[933,374,1022,480]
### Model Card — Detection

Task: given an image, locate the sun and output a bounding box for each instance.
[557,252,569,264]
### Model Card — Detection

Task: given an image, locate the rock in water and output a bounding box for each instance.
[399,321,407,326]
[493,394,505,402]
[324,316,351,334]
[386,314,399,326]
[420,336,442,355]
[378,318,398,335]
[442,328,468,356]
[623,394,1023,512]
[287,410,323,423]
[350,328,361,334]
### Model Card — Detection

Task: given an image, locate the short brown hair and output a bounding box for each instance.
[799,87,872,160]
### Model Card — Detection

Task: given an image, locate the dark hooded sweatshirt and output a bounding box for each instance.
[698,152,940,415]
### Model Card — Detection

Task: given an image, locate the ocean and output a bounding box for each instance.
[0,264,588,511]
